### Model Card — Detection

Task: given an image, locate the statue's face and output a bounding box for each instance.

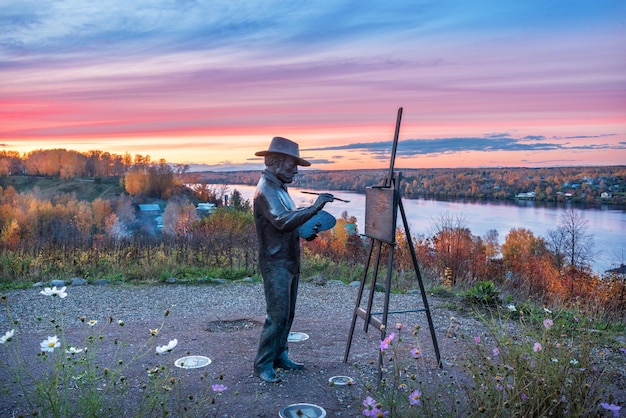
[275,156,298,184]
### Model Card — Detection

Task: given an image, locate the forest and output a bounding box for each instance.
[191,166,626,205]
[1,148,624,322]
[2,149,625,205]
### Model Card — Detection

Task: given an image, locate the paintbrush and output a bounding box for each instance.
[300,191,350,203]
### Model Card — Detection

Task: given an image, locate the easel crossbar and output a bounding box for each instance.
[369,309,429,316]
[354,307,429,332]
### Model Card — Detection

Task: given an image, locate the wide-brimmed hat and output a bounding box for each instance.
[255,136,311,166]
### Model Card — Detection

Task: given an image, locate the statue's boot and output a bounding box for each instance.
[255,367,282,383]
[274,354,304,370]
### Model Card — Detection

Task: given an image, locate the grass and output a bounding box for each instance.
[0,175,124,201]
[361,301,625,417]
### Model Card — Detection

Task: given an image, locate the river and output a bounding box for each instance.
[218,184,626,275]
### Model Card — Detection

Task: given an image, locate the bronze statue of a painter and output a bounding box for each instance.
[253,136,334,383]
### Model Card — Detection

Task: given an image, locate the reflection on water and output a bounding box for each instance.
[217,184,626,274]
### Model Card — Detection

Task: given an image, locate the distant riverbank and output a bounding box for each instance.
[218,184,626,275]
[188,165,626,207]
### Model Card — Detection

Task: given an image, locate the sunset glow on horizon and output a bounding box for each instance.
[2,1,625,171]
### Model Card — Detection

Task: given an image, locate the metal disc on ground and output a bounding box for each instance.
[279,403,326,418]
[174,355,212,369]
[328,375,355,386]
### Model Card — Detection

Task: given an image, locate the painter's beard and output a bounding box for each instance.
[276,171,295,184]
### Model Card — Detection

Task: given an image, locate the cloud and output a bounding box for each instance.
[305,133,626,157]
[186,161,264,172]
[562,134,618,139]
[0,0,437,60]
[304,159,335,165]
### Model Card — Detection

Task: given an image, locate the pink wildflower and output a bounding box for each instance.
[409,389,422,406]
[410,347,422,359]
[379,333,395,351]
[600,403,621,417]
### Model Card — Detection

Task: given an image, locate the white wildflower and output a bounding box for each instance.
[156,339,178,355]
[0,329,15,344]
[40,286,68,298]
[40,336,61,352]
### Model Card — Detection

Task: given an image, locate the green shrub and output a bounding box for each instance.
[464,281,500,306]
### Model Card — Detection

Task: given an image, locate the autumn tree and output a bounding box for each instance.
[68,199,94,240]
[0,151,23,176]
[91,198,113,231]
[501,227,557,297]
[124,167,150,196]
[429,212,480,286]
[104,213,128,240]
[501,228,545,272]
[148,159,178,198]
[547,208,595,273]
[483,229,500,259]
[341,212,364,263]
[163,198,198,237]
[124,159,181,198]
[22,149,88,177]
[112,194,136,225]
[192,184,221,205]
[0,218,20,249]
[85,150,127,177]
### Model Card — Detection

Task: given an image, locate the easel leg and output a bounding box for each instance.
[398,198,443,368]
[378,244,395,382]
[364,240,383,332]
[344,238,375,362]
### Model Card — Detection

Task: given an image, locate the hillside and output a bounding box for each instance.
[0,176,125,201]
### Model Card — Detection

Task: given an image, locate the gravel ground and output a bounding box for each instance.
[1,279,474,336]
[1,280,624,417]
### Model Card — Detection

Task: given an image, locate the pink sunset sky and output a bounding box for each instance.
[1,0,625,171]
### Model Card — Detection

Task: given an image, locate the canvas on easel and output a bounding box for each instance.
[364,186,397,244]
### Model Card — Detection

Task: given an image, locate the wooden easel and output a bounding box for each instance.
[343,108,442,377]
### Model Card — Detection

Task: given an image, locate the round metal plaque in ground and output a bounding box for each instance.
[328,375,355,387]
[279,403,326,418]
[287,332,309,342]
[174,355,212,369]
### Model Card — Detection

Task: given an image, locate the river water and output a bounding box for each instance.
[219,184,625,275]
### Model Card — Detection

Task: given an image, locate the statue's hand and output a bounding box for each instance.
[314,193,334,211]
